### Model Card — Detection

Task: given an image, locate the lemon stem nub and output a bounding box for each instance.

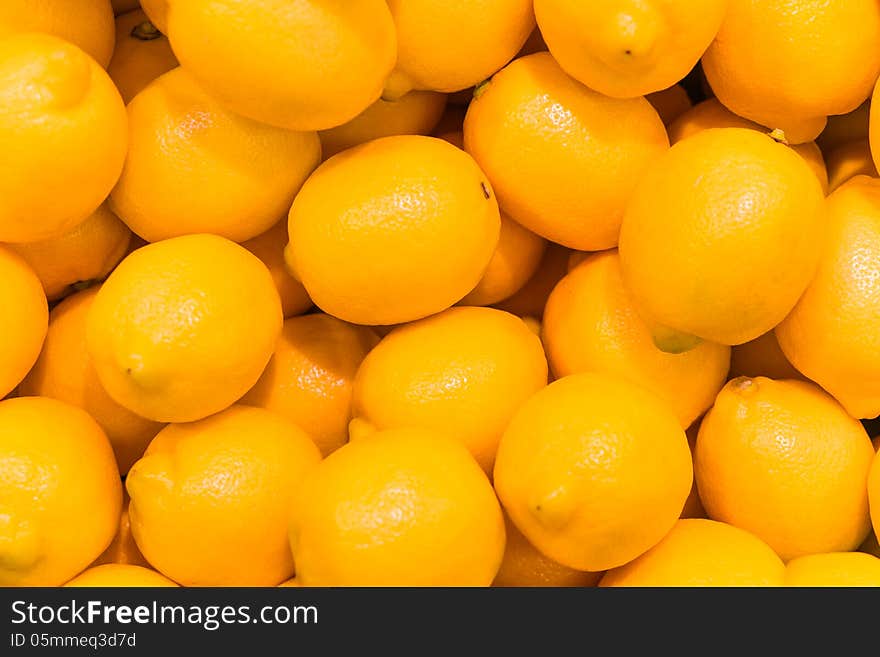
[473,79,492,100]
[131,21,163,41]
[768,128,789,145]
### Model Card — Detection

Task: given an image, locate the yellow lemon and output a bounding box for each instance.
[92,494,149,568]
[319,91,448,159]
[461,214,547,307]
[493,516,602,588]
[0,34,127,244]
[702,1,880,144]
[464,53,668,251]
[240,221,313,319]
[65,564,178,587]
[535,0,728,98]
[494,373,693,571]
[110,67,321,243]
[0,397,122,586]
[600,519,785,587]
[352,307,547,473]
[286,135,500,325]
[494,243,571,319]
[383,0,535,98]
[646,84,693,126]
[165,0,396,130]
[7,204,130,302]
[729,331,805,381]
[290,428,505,586]
[20,287,164,475]
[784,552,880,587]
[696,377,875,561]
[619,128,824,348]
[243,314,379,458]
[777,176,880,418]
[127,405,321,586]
[107,9,178,104]
[0,0,115,68]
[87,234,282,423]
[0,247,48,399]
[543,251,730,429]
[826,139,877,192]
[668,98,829,193]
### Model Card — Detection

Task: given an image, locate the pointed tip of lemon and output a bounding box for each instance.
[0,514,42,575]
[381,70,414,102]
[348,417,378,442]
[528,485,577,531]
[649,324,702,354]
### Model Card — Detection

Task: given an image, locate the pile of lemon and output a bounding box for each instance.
[3,0,880,589]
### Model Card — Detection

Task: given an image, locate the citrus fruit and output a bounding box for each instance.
[729,331,804,381]
[107,9,178,104]
[464,52,668,251]
[113,0,141,15]
[0,33,127,244]
[383,0,535,99]
[165,0,396,130]
[460,214,546,307]
[20,287,164,475]
[784,552,880,587]
[702,1,880,143]
[818,101,871,153]
[543,251,730,429]
[352,307,547,473]
[618,128,825,348]
[92,494,149,568]
[680,423,706,519]
[696,377,875,561]
[286,135,500,325]
[668,98,829,193]
[861,531,880,559]
[65,564,178,587]
[319,91,447,159]
[0,247,48,399]
[290,428,505,586]
[871,450,880,542]
[110,67,320,243]
[827,140,877,192]
[494,373,693,571]
[243,314,379,458]
[0,0,115,68]
[535,0,727,98]
[0,396,122,586]
[494,243,570,319]
[777,176,880,418]
[140,0,167,33]
[127,404,321,586]
[87,234,282,423]
[646,84,693,126]
[7,204,131,302]
[599,519,785,587]
[240,221,313,318]
[493,515,602,587]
